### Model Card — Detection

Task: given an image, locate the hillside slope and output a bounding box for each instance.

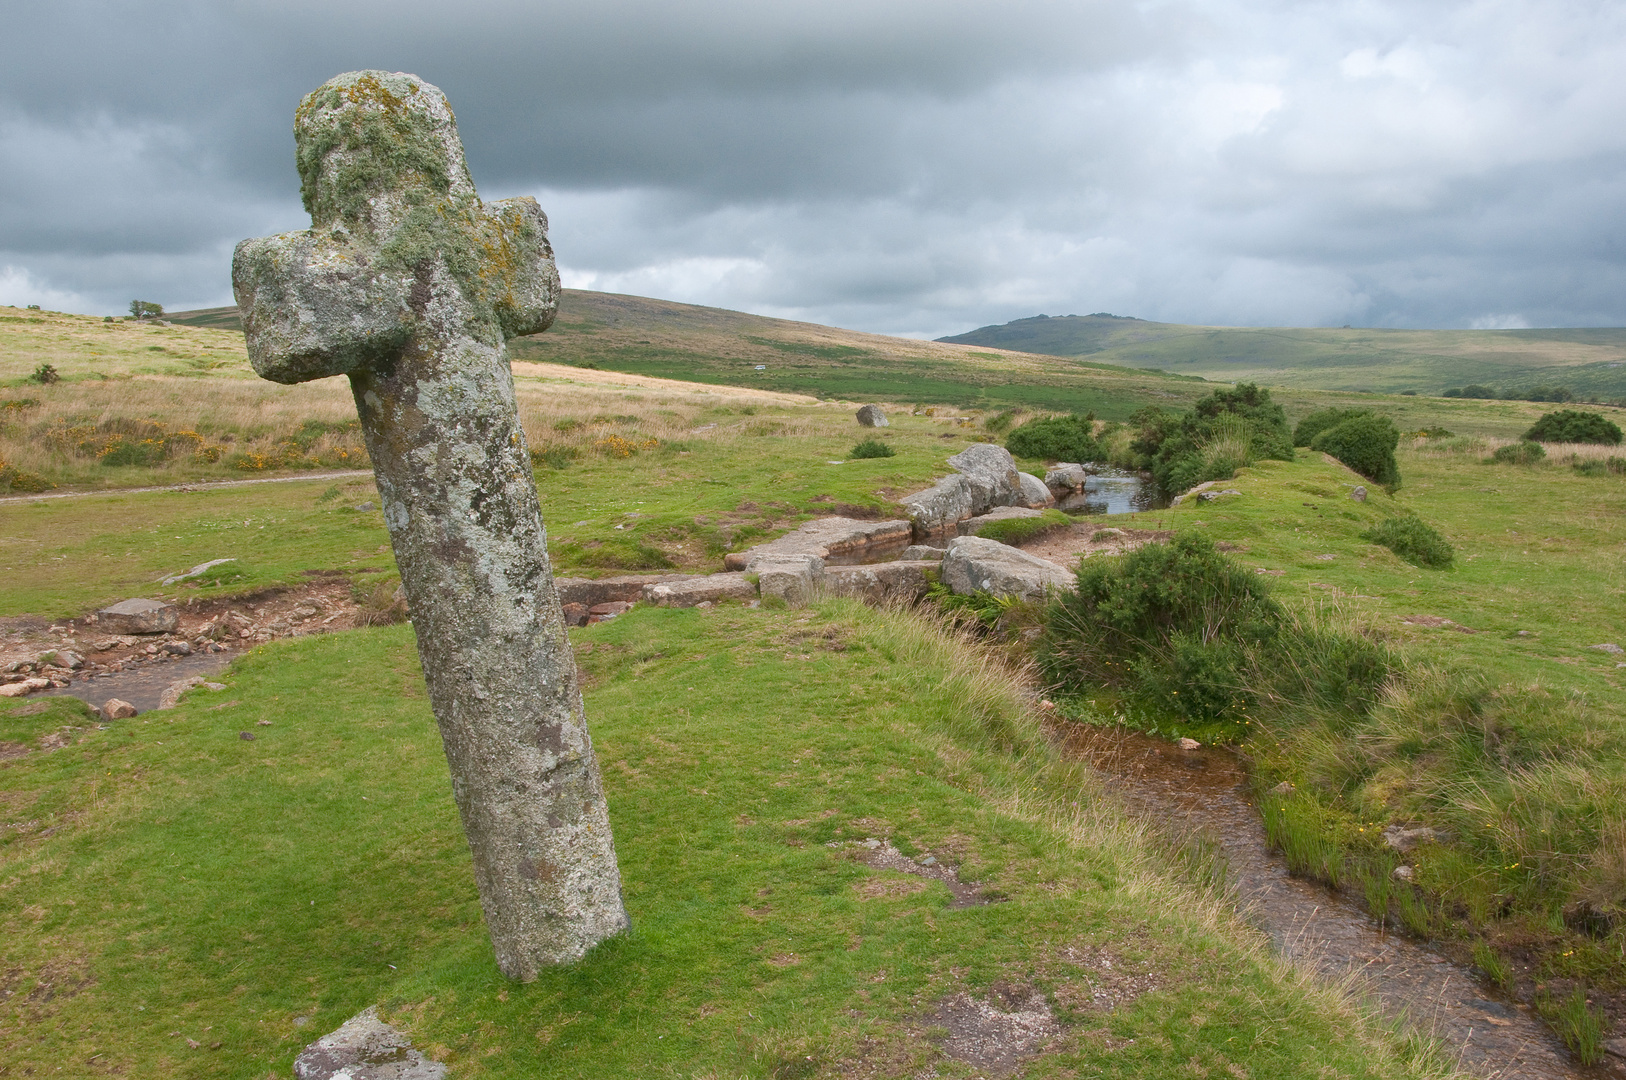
[940,313,1626,399]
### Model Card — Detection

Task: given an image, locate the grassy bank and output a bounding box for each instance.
[0,600,1452,1077]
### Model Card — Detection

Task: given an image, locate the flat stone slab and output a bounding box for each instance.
[941,536,1074,601]
[823,560,938,603]
[956,506,1044,536]
[294,1006,445,1080]
[642,573,759,607]
[724,517,912,571]
[556,574,699,608]
[96,599,178,635]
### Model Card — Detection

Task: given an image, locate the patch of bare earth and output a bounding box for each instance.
[924,982,1061,1078]
[1014,522,1171,566]
[835,838,990,909]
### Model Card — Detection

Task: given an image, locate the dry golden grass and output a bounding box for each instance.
[0,305,252,382]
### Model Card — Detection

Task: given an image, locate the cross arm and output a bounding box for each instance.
[471,197,560,342]
[232,229,417,385]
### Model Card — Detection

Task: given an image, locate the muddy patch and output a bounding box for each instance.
[835,838,990,909]
[925,983,1060,1077]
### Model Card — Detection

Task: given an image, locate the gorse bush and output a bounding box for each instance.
[1040,533,1389,727]
[1310,413,1401,488]
[849,437,896,459]
[1128,383,1294,495]
[1005,413,1099,462]
[1524,409,1623,445]
[1490,440,1545,465]
[1293,407,1372,448]
[1362,515,1453,568]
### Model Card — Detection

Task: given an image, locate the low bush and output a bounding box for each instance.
[1005,413,1099,462]
[530,445,579,469]
[1310,413,1401,488]
[1040,533,1389,727]
[1362,515,1453,568]
[1294,407,1372,447]
[974,508,1071,545]
[1574,456,1626,477]
[1129,384,1295,495]
[29,363,59,385]
[1524,409,1624,445]
[849,437,896,459]
[1490,440,1546,465]
[0,458,52,493]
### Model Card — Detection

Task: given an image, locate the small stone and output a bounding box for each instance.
[355,502,376,512]
[103,699,137,719]
[1176,737,1201,751]
[855,404,888,427]
[1382,824,1442,853]
[239,731,256,741]
[1392,865,1415,882]
[860,838,882,849]
[560,602,589,627]
[97,599,179,635]
[918,855,938,867]
[163,640,193,656]
[1269,781,1295,796]
[1589,643,1624,655]
[1349,485,1367,502]
[1038,699,1057,710]
[38,649,85,670]
[1515,630,1531,636]
[587,601,634,620]
[203,682,226,691]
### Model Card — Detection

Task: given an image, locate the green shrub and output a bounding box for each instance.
[1040,534,1385,726]
[1128,384,1294,495]
[1310,413,1401,488]
[1363,515,1453,568]
[29,363,59,385]
[1293,407,1372,448]
[1573,456,1626,477]
[1490,440,1546,465]
[849,438,895,459]
[974,508,1071,545]
[530,446,580,469]
[1523,409,1623,445]
[1005,413,1098,462]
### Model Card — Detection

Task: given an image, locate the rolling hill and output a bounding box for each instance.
[938,313,1626,400]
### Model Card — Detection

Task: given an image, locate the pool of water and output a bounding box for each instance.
[1056,469,1170,515]
[1065,725,1594,1079]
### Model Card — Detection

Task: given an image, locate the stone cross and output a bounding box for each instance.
[232,70,629,979]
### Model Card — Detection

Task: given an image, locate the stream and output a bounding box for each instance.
[1056,468,1170,515]
[1065,725,1599,1079]
[41,652,232,714]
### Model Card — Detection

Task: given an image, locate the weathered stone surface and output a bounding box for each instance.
[158,676,206,710]
[823,561,938,603]
[161,558,236,585]
[901,544,946,560]
[97,599,178,635]
[753,554,825,606]
[643,573,759,607]
[293,1006,446,1080]
[555,574,698,608]
[38,649,84,670]
[855,404,889,427]
[560,602,589,627]
[102,698,137,719]
[1019,472,1054,508]
[940,536,1074,601]
[900,475,977,539]
[724,517,912,571]
[956,506,1044,536]
[1349,485,1368,503]
[1382,825,1444,853]
[1044,463,1088,493]
[1589,643,1625,655]
[946,443,1024,511]
[234,71,627,978]
[586,601,633,623]
[0,679,48,698]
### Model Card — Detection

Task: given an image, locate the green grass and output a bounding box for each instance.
[974,508,1073,545]
[0,602,1452,1078]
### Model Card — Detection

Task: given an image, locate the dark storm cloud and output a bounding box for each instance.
[1,0,1624,333]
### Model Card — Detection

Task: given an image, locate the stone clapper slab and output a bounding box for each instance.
[555,574,699,608]
[822,560,940,603]
[955,505,1045,536]
[940,536,1075,601]
[96,599,179,635]
[723,517,913,572]
[643,573,760,607]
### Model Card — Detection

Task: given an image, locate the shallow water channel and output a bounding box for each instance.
[1056,468,1171,515]
[1065,726,1598,1079]
[41,652,232,714]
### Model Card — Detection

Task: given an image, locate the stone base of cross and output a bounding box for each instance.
[233,70,629,978]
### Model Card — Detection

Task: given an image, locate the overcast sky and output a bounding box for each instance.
[3,0,1624,337]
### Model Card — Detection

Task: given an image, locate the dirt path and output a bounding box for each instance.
[0,469,374,505]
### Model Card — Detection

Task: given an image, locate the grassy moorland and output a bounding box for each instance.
[0,602,1455,1079]
[940,313,1626,400]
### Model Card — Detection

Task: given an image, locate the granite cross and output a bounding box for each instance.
[232,70,629,979]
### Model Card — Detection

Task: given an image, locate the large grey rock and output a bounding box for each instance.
[753,554,825,606]
[1019,472,1054,508]
[643,573,759,607]
[957,506,1044,537]
[233,71,627,978]
[823,561,938,603]
[901,544,946,561]
[940,536,1074,601]
[724,517,912,572]
[294,1006,445,1080]
[946,443,1024,511]
[900,474,978,539]
[1044,463,1088,493]
[855,404,889,427]
[97,599,178,635]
